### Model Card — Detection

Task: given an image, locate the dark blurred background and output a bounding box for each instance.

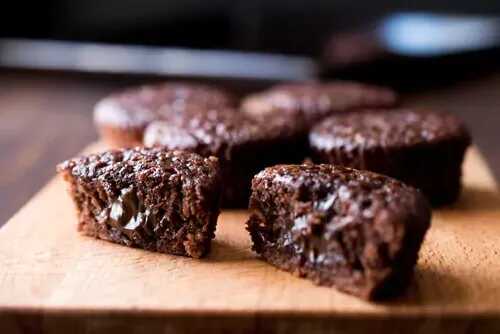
[1,1,500,225]
[3,1,500,55]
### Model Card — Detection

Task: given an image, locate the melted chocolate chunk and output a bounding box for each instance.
[58,147,222,258]
[246,164,431,300]
[109,187,138,227]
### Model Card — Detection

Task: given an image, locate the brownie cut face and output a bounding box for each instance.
[57,147,222,258]
[247,164,431,300]
[309,109,471,206]
[94,82,236,148]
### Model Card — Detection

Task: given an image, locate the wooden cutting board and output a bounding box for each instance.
[1,143,500,334]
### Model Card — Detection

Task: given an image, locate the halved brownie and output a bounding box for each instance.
[247,164,431,300]
[57,147,222,258]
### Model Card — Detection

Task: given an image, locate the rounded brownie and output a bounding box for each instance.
[57,147,222,258]
[144,108,303,208]
[94,82,236,148]
[241,81,397,133]
[309,109,471,206]
[247,164,431,300]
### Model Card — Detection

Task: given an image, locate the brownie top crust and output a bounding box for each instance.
[241,81,397,129]
[94,82,236,129]
[253,164,426,211]
[144,108,296,159]
[57,147,220,189]
[310,109,471,151]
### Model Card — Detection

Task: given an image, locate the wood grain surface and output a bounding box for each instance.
[0,143,499,333]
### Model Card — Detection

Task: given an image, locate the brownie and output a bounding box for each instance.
[57,147,222,258]
[247,164,431,300]
[94,82,236,148]
[143,108,303,208]
[241,81,398,133]
[309,109,471,206]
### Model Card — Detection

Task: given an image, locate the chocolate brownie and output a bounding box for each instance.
[247,164,431,300]
[94,82,236,148]
[241,81,397,133]
[309,109,471,206]
[57,147,222,258]
[144,108,303,208]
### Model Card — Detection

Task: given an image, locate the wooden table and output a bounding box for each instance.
[1,70,500,226]
[1,144,499,333]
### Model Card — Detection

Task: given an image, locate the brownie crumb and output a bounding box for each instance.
[57,147,222,258]
[246,164,431,300]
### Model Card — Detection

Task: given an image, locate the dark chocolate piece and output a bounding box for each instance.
[57,147,222,258]
[247,164,431,300]
[94,82,236,148]
[309,109,471,206]
[144,108,303,207]
[241,81,397,133]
